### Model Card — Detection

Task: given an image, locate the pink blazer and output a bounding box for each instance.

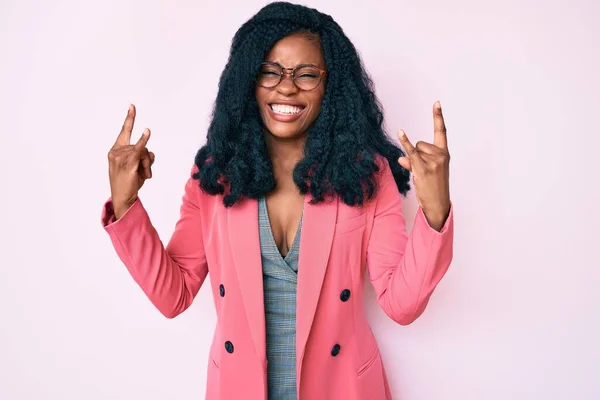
[101,157,454,400]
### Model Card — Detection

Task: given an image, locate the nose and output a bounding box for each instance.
[276,70,299,95]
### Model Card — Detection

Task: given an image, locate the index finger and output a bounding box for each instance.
[114,104,136,146]
[433,101,448,149]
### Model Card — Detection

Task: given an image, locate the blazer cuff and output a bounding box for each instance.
[414,202,454,238]
[101,197,146,230]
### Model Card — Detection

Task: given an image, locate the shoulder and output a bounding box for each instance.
[374,153,392,178]
[372,154,397,196]
[369,154,404,212]
[185,164,211,203]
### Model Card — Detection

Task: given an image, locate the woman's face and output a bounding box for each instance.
[255,33,326,141]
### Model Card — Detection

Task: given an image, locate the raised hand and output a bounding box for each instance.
[398,101,451,231]
[107,104,155,219]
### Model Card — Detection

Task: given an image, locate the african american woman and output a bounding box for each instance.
[102,2,454,399]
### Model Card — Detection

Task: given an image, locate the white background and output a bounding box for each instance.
[1,0,599,399]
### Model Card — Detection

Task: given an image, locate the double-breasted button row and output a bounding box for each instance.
[221,285,233,354]
[220,287,347,358]
[331,289,350,357]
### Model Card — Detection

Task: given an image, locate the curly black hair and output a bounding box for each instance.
[193,1,411,207]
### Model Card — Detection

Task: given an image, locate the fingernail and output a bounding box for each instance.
[436,101,442,109]
[399,129,406,137]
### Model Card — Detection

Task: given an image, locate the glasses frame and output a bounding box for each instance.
[256,61,326,91]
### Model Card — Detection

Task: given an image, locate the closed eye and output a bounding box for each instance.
[260,71,280,76]
[297,73,318,78]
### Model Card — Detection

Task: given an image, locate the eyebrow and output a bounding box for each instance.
[263,61,322,69]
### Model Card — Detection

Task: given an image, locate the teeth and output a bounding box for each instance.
[271,104,303,115]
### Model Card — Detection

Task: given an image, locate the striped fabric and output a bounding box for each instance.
[258,196,303,400]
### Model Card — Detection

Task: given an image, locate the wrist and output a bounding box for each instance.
[112,197,137,220]
[422,203,450,231]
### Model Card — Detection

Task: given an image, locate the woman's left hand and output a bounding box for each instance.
[398,101,451,231]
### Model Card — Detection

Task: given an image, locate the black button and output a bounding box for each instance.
[340,289,351,302]
[219,284,225,297]
[331,344,341,356]
[225,341,234,354]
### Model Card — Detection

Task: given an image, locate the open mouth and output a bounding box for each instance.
[269,103,306,115]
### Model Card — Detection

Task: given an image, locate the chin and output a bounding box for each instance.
[266,123,305,140]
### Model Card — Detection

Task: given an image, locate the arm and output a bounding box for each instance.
[366,160,454,325]
[101,168,208,318]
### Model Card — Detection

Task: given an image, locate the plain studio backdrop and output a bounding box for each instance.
[1,0,599,399]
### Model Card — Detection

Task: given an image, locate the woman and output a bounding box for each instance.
[102,2,453,399]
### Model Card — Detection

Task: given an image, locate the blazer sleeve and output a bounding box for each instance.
[101,167,209,318]
[366,159,454,325]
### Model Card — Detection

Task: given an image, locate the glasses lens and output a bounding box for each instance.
[294,66,321,90]
[257,64,281,88]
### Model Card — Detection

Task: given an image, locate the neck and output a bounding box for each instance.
[264,132,306,175]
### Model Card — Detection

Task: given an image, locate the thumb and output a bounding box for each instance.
[398,156,412,171]
[134,128,151,152]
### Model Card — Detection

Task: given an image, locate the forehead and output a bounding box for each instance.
[264,33,324,68]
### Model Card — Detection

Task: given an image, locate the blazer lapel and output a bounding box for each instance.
[296,193,338,388]
[227,197,266,365]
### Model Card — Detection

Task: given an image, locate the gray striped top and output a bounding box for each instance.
[258,196,302,400]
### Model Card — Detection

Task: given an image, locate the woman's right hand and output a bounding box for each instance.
[107,104,155,219]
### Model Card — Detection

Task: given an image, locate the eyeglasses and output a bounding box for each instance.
[256,61,326,91]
